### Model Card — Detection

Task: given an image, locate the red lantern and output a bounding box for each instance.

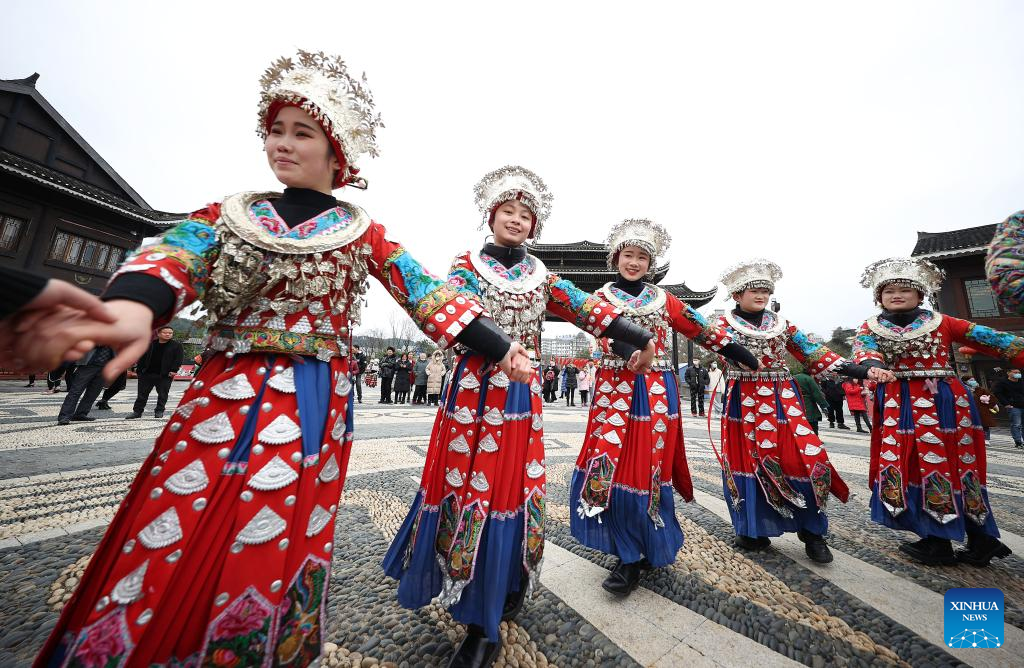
[958,345,979,359]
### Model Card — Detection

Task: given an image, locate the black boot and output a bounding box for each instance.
[837,423,851,430]
[447,626,500,668]
[95,401,111,410]
[956,533,1012,567]
[735,535,771,551]
[797,530,833,564]
[899,536,956,566]
[602,558,642,596]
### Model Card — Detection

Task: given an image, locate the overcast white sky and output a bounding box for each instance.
[4,1,1023,339]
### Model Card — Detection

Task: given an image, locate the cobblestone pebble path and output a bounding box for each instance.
[2,381,1023,666]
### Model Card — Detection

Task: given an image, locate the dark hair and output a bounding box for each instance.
[158,326,174,332]
[353,344,361,349]
[386,346,395,352]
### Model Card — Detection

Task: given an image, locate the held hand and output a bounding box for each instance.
[867,366,896,383]
[628,339,657,374]
[20,300,156,383]
[498,342,532,384]
[14,279,116,332]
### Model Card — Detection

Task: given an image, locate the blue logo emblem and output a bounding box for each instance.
[944,588,1004,648]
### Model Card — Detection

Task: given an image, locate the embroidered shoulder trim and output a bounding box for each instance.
[220,191,372,254]
[598,282,667,315]
[866,311,943,341]
[469,250,547,294]
[724,310,788,339]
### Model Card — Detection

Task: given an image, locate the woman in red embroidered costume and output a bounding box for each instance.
[714,259,892,564]
[854,257,1023,567]
[569,219,758,596]
[382,167,656,668]
[33,52,531,668]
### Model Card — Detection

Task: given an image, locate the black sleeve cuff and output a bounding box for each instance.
[610,339,639,360]
[103,274,176,320]
[603,316,653,350]
[0,266,50,319]
[454,317,513,363]
[720,342,759,370]
[838,361,872,379]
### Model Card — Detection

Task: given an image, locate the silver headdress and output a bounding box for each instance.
[257,50,384,189]
[605,219,672,278]
[719,258,784,298]
[473,166,553,240]
[860,257,945,304]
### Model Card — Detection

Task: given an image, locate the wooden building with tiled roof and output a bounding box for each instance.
[0,73,182,295]
[912,222,1024,384]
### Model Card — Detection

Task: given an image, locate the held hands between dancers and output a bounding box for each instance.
[8,299,154,383]
[4,296,537,386]
[0,276,116,372]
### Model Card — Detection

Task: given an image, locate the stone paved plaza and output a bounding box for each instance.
[2,380,1024,667]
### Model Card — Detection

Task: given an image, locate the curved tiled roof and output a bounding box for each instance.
[911,224,996,259]
[0,149,183,227]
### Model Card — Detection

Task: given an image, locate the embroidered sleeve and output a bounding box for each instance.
[785,321,845,376]
[946,315,1024,366]
[544,273,620,336]
[108,204,222,323]
[365,222,484,347]
[851,321,884,365]
[666,293,731,351]
[445,251,483,299]
[986,210,1024,315]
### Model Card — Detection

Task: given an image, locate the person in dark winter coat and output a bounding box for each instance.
[793,370,829,434]
[57,346,115,425]
[394,352,413,403]
[379,347,397,403]
[413,352,429,404]
[684,359,711,416]
[564,363,580,406]
[351,343,368,403]
[994,369,1024,448]
[125,327,184,419]
[542,364,559,403]
[819,376,849,429]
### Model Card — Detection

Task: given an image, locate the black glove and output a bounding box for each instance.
[719,342,759,370]
[454,317,514,363]
[603,316,654,350]
[838,361,874,379]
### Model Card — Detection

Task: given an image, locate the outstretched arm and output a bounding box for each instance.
[945,315,1024,368]
[544,275,655,371]
[8,208,222,379]
[365,223,529,380]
